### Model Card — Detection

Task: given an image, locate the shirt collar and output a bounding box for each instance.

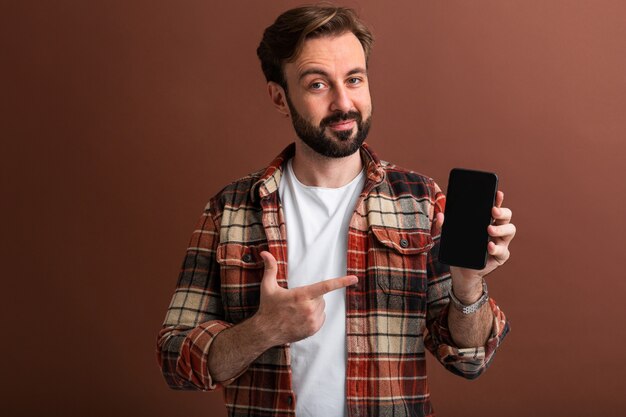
[251,142,386,202]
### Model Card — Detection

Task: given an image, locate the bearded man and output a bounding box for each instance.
[157,5,514,417]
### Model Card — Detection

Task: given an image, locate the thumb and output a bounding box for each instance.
[259,251,279,291]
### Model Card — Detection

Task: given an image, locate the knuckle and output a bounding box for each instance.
[292,291,304,303]
[491,225,503,236]
[497,249,510,265]
[317,313,326,329]
[304,302,316,316]
[306,316,320,334]
[313,314,325,333]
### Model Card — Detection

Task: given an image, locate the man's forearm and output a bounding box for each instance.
[447,277,494,347]
[208,315,277,383]
[447,301,493,348]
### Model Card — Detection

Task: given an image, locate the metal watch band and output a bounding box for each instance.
[449,281,489,315]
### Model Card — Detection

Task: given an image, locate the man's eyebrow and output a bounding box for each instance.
[346,67,367,76]
[299,68,329,80]
[298,67,367,80]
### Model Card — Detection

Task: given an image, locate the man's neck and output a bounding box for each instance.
[291,141,363,188]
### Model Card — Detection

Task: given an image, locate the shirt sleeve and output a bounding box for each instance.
[156,203,238,391]
[423,182,510,380]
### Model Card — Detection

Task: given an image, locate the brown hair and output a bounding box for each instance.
[256,5,374,90]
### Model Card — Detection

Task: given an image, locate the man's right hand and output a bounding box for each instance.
[254,251,358,346]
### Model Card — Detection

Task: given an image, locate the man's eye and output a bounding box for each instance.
[348,77,362,85]
[310,82,325,90]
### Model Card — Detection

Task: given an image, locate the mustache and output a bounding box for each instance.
[320,111,362,127]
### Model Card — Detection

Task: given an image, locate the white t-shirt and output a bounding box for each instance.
[278,159,365,417]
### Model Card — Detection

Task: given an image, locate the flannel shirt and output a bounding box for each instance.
[157,142,509,417]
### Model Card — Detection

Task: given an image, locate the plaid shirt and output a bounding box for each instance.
[157,143,509,417]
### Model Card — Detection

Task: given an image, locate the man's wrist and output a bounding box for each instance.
[450,278,484,304]
[248,312,282,350]
[449,280,489,315]
[449,267,486,303]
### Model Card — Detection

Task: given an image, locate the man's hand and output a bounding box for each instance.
[254,251,358,346]
[207,251,357,383]
[435,190,516,303]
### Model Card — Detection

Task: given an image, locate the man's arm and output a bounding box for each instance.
[156,206,229,391]
[447,292,493,348]
[208,251,358,383]
[424,187,512,379]
[444,191,515,347]
[157,200,358,388]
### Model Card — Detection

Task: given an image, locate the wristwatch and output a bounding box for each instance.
[449,280,489,315]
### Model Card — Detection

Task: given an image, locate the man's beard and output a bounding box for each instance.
[286,96,371,158]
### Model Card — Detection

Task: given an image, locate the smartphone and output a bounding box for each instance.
[439,168,498,270]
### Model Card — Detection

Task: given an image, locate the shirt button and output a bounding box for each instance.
[242,254,253,263]
[399,238,409,248]
[286,395,293,406]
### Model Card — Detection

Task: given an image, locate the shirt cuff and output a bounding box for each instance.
[175,320,244,390]
[428,298,510,379]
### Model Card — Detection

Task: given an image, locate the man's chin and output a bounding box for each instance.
[326,127,356,142]
[321,136,364,158]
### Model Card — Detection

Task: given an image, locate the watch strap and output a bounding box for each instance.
[449,280,489,315]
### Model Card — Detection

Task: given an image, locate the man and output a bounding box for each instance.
[157,5,514,417]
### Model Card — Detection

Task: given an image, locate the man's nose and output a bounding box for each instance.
[330,85,353,113]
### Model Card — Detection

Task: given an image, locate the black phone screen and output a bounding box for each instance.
[439,168,498,270]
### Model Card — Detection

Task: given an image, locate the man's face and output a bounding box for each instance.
[282,32,372,158]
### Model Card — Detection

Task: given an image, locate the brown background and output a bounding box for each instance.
[3,0,626,416]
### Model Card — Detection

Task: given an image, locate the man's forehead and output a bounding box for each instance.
[289,32,366,76]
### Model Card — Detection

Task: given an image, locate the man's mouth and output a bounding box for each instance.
[328,119,356,131]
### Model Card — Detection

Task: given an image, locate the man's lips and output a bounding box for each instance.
[327,119,356,131]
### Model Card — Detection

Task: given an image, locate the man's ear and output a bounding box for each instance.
[267,82,290,118]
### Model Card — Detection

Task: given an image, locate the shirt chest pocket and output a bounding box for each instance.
[370,226,433,297]
[216,242,267,323]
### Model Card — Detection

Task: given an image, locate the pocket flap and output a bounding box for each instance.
[216,243,266,269]
[371,226,433,255]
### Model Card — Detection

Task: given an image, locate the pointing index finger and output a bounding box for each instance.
[298,275,359,299]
